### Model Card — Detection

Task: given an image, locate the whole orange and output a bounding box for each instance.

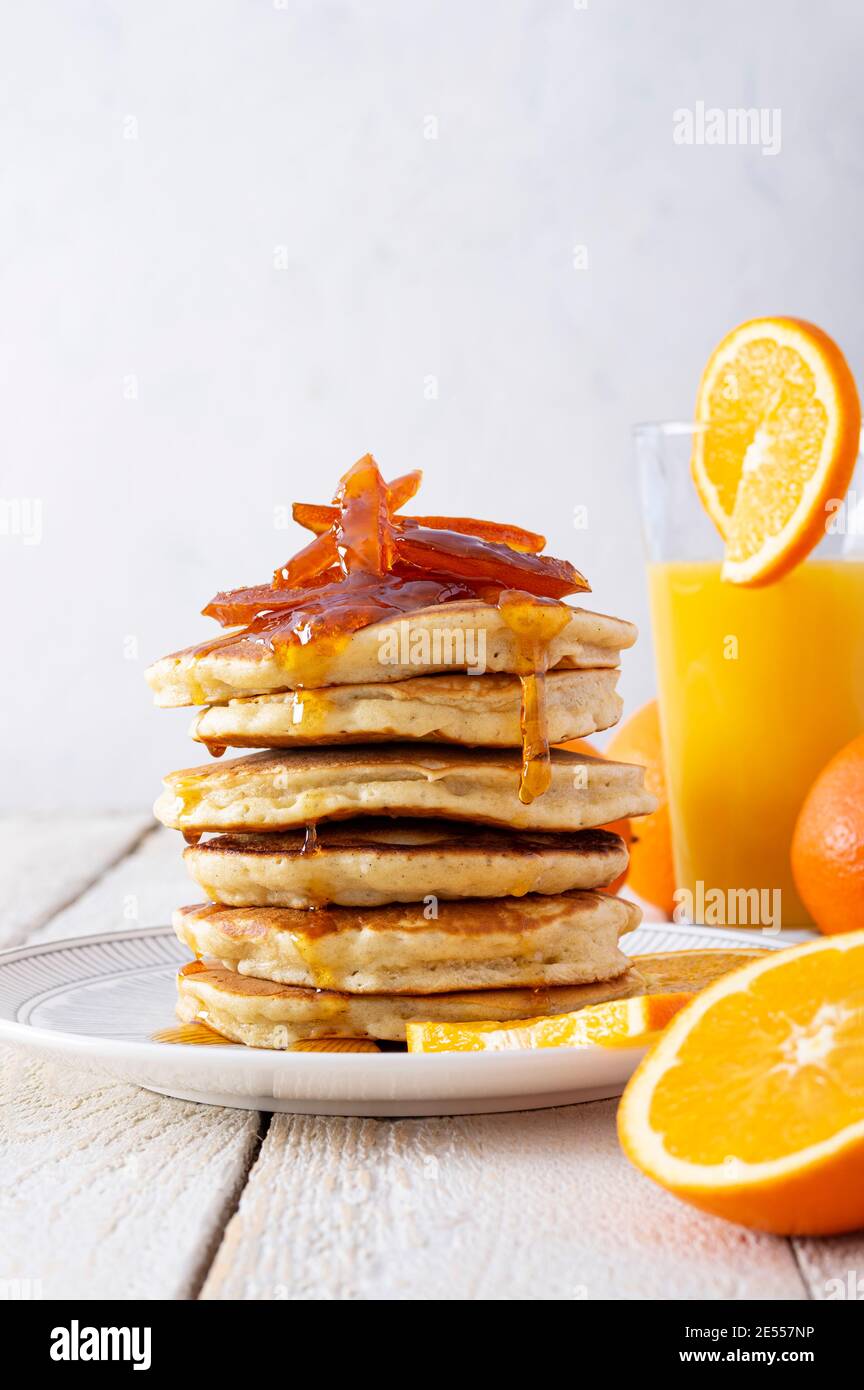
[791,733,864,935]
[604,701,676,917]
[556,737,631,893]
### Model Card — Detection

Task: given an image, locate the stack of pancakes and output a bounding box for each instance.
[148,599,657,1046]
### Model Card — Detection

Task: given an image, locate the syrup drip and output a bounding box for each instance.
[302,822,319,856]
[152,1020,232,1046]
[182,830,203,846]
[154,961,233,1044]
[519,668,552,803]
[202,740,227,758]
[496,589,572,804]
[290,686,330,740]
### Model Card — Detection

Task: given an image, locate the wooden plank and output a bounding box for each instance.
[201,1100,806,1301]
[0,1045,261,1300]
[31,824,194,944]
[0,817,262,1300]
[0,814,151,949]
[793,1236,864,1300]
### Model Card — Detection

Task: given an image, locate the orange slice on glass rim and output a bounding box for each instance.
[405,992,692,1054]
[692,317,860,586]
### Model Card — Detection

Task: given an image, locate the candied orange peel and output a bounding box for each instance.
[196,453,590,802]
[201,453,589,644]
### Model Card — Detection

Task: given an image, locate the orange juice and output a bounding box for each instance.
[649,559,864,927]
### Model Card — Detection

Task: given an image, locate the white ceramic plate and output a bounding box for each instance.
[0,924,791,1116]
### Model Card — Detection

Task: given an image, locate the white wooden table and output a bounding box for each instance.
[2,816,859,1301]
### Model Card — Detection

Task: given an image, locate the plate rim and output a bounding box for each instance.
[0,921,793,1075]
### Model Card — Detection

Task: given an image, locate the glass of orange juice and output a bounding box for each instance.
[636,423,864,929]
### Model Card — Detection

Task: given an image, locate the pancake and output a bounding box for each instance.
[146,600,636,707]
[190,668,622,751]
[173,892,640,994]
[155,744,657,834]
[183,821,628,907]
[175,960,644,1045]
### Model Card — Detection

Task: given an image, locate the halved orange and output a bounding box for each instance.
[693,317,860,586]
[405,992,692,1054]
[618,932,864,1235]
[289,1038,380,1053]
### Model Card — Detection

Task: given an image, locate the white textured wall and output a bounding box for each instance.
[3,0,863,810]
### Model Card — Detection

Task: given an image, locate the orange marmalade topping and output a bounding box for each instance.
[194,454,590,801]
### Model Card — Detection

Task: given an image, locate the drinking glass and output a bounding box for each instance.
[635,423,864,929]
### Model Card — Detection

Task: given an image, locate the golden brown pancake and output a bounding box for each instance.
[183,821,628,907]
[146,600,636,707]
[173,891,640,994]
[155,744,657,834]
[175,960,643,1045]
[190,668,622,751]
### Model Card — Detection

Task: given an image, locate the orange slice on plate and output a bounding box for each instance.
[618,931,864,1235]
[405,992,692,1054]
[693,317,860,586]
